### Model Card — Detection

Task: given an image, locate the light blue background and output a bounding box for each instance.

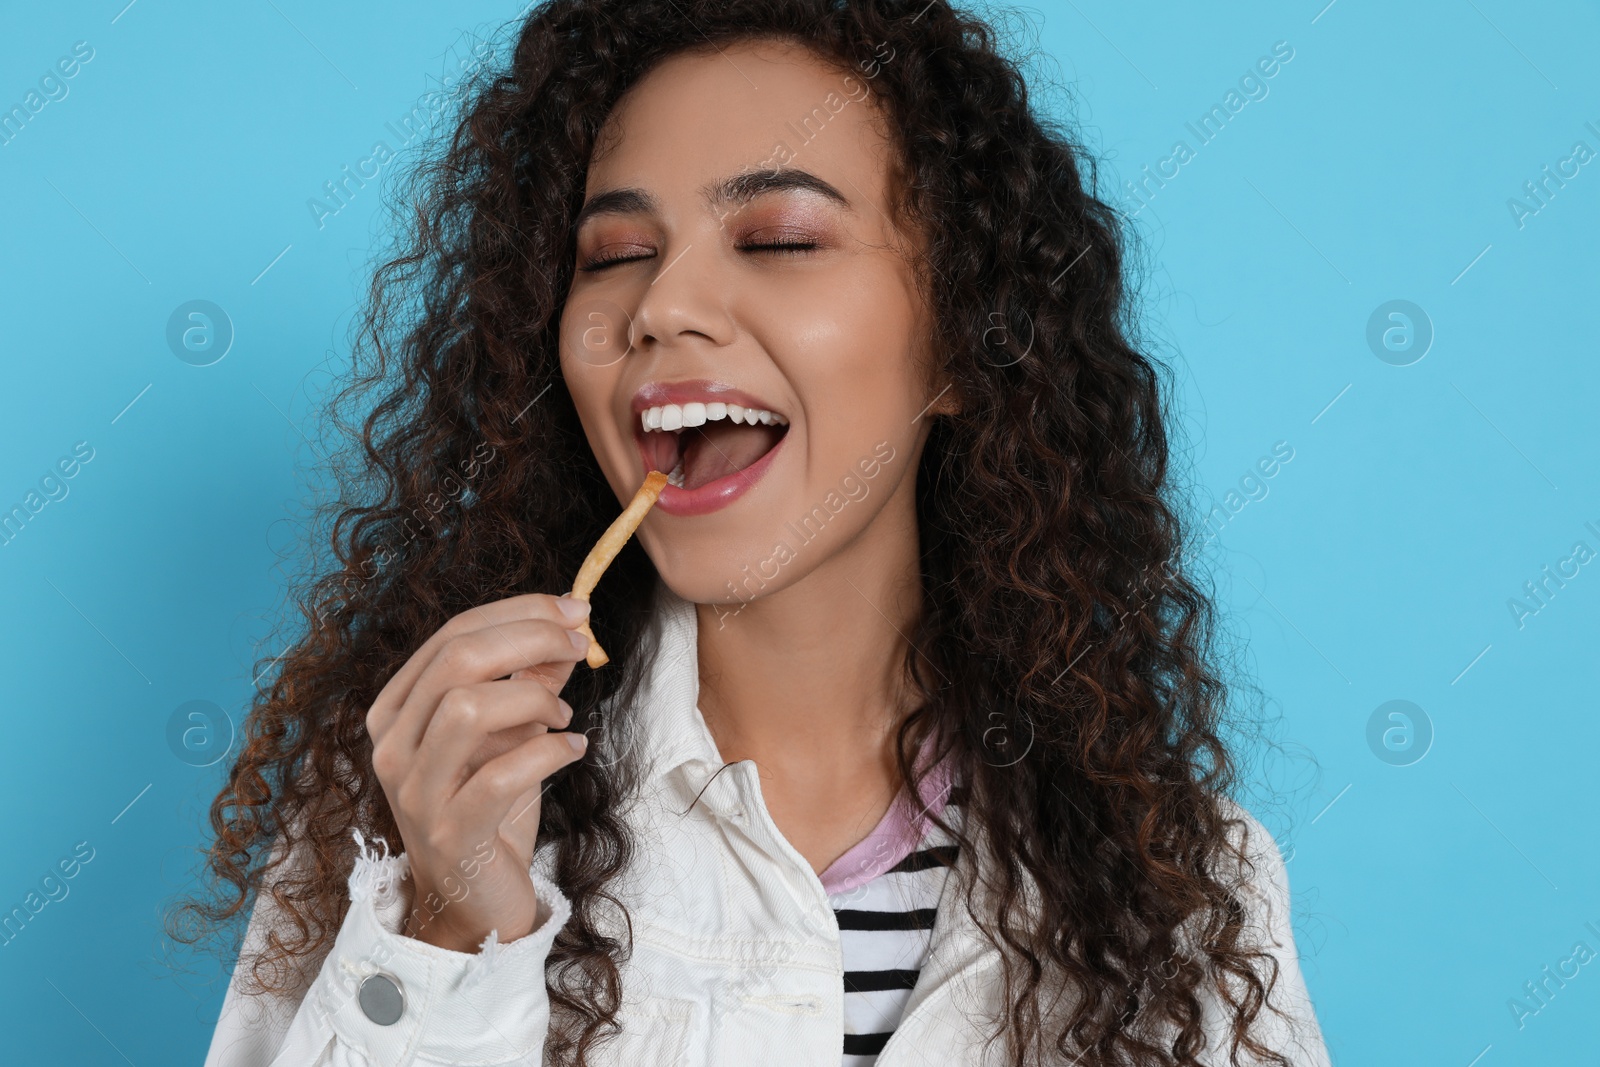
[1,1,1595,1063]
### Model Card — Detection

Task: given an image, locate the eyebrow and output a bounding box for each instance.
[573,167,853,230]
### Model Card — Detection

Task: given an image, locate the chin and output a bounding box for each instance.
[636,523,808,609]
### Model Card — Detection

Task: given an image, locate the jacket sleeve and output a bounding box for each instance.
[204,830,571,1067]
[1202,799,1333,1067]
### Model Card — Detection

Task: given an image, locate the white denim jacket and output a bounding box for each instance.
[205,588,1332,1067]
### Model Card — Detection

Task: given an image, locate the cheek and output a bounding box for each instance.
[557,314,622,429]
[559,290,636,394]
[791,300,928,457]
[791,255,924,386]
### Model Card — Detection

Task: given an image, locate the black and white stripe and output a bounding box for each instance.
[830,794,965,1066]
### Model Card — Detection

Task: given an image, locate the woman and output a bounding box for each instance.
[180,1,1332,1064]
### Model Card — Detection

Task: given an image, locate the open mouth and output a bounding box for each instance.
[637,401,789,492]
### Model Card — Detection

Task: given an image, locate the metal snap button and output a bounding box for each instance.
[358,972,405,1026]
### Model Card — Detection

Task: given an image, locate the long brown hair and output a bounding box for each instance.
[169,2,1310,1063]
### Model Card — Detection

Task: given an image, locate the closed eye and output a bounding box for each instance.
[742,238,818,255]
[578,251,652,272]
[578,239,819,273]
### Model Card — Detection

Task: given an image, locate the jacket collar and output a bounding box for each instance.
[610,583,1006,1027]
[615,583,721,785]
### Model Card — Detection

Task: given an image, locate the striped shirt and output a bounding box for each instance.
[818,758,966,1066]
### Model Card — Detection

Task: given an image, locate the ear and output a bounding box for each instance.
[923,378,961,418]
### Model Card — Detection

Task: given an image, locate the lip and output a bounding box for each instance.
[643,434,787,516]
[629,379,789,517]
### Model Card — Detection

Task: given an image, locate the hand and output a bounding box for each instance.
[365,593,592,952]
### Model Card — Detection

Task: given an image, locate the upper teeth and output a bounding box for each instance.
[640,402,787,432]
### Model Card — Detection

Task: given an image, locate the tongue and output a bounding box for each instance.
[681,422,783,491]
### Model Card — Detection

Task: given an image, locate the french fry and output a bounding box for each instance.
[567,470,668,668]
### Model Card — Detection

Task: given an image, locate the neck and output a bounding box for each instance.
[693,492,923,796]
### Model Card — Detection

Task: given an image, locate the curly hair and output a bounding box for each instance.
[167,2,1306,1064]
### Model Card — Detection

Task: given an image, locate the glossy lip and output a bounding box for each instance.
[629,379,790,517]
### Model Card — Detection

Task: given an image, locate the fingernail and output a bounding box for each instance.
[568,629,589,652]
[557,596,590,621]
[558,699,573,723]
[566,732,587,752]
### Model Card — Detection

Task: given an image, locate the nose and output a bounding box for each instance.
[628,240,736,355]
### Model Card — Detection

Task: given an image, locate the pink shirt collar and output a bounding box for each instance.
[818,742,957,896]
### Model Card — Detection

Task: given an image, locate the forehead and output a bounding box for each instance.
[586,37,893,201]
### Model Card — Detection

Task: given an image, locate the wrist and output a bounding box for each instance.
[409,916,492,953]
[399,889,545,952]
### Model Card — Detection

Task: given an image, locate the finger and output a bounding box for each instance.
[368,594,590,740]
[452,731,587,830]
[369,594,588,740]
[410,679,572,803]
[385,617,588,758]
[508,656,581,699]
[500,783,544,844]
